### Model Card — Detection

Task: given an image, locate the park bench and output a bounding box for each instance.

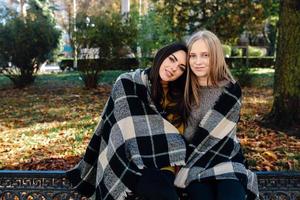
[0,170,299,200]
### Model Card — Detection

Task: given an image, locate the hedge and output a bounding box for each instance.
[59,56,275,71]
[59,58,139,71]
[225,57,275,68]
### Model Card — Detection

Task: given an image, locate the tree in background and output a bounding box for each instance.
[74,11,137,59]
[50,0,137,88]
[52,0,121,60]
[262,0,280,56]
[150,0,197,40]
[76,0,120,16]
[0,0,60,88]
[136,8,176,65]
[266,0,300,134]
[74,11,138,88]
[151,0,266,43]
[7,0,26,17]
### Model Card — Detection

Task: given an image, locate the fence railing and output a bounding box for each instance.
[0,170,299,200]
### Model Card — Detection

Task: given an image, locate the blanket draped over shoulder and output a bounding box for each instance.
[67,69,186,200]
[174,82,260,200]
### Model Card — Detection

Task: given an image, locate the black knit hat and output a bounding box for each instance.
[152,42,188,70]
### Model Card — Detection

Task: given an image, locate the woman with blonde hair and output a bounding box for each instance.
[174,30,259,200]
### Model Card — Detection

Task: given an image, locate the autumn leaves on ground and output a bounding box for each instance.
[0,70,299,171]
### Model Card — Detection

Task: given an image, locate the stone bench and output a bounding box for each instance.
[0,170,299,200]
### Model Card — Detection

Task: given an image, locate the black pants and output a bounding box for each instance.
[186,179,246,200]
[130,169,179,200]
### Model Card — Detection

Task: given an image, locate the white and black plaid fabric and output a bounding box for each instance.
[66,69,186,200]
[174,82,259,200]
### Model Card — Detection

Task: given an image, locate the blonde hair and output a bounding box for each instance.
[184,30,235,110]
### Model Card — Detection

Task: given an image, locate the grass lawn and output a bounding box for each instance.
[0,70,125,89]
[0,68,299,171]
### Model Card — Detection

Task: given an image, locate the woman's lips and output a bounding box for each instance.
[193,66,207,71]
[165,69,173,77]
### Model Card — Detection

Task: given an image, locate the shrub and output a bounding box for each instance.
[0,1,60,88]
[59,58,139,72]
[109,58,139,70]
[231,60,253,87]
[231,47,243,56]
[226,57,274,68]
[77,60,101,88]
[222,45,232,57]
[248,46,266,57]
[74,12,138,88]
[59,58,74,71]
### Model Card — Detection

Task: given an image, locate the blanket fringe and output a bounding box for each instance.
[170,160,186,167]
[117,189,130,200]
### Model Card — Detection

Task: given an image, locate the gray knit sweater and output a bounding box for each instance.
[184,81,229,142]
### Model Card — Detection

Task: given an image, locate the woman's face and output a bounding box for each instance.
[189,39,210,85]
[159,50,187,83]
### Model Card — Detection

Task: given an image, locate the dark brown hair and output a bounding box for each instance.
[149,42,188,126]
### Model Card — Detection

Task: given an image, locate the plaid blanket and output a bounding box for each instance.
[174,82,259,200]
[66,69,186,200]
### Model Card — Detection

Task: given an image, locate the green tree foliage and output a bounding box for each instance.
[0,0,60,88]
[150,0,196,40]
[137,8,177,62]
[55,0,121,59]
[151,0,266,42]
[75,12,137,58]
[74,11,138,88]
[76,0,120,16]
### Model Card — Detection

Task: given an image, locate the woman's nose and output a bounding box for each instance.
[195,56,203,64]
[170,63,178,71]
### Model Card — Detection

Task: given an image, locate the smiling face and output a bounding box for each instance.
[159,50,187,83]
[189,39,210,86]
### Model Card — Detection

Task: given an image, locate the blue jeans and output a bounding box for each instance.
[186,179,246,200]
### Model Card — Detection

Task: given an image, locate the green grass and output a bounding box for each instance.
[36,72,82,86]
[231,67,274,88]
[250,68,274,88]
[0,70,127,89]
[99,70,127,84]
[0,68,273,88]
[0,75,11,88]
[249,68,274,74]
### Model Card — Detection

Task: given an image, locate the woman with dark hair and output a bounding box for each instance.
[149,43,189,132]
[66,43,188,200]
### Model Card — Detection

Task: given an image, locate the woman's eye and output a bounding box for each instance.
[179,66,186,71]
[169,57,175,62]
[190,54,196,58]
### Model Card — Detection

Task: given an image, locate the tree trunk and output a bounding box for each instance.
[20,0,26,17]
[268,0,300,132]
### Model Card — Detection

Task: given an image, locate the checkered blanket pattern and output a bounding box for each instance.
[66,69,186,200]
[174,82,259,200]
